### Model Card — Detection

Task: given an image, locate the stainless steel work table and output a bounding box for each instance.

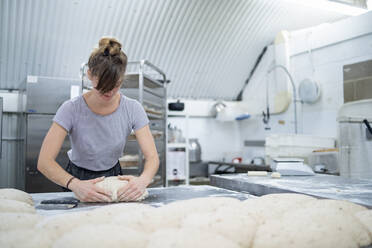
[32,185,255,216]
[210,173,372,208]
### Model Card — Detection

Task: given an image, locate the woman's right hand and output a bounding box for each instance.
[69,176,112,202]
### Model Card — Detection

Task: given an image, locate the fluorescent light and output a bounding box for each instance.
[287,0,369,16]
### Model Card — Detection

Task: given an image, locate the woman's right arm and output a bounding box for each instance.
[37,122,111,202]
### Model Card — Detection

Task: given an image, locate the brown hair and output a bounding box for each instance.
[88,37,128,94]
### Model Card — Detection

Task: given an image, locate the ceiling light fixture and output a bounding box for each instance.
[287,0,370,16]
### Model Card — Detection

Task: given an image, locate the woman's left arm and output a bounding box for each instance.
[118,125,159,201]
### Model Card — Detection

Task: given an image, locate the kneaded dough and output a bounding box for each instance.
[242,193,317,223]
[253,207,371,248]
[147,228,240,248]
[302,199,367,215]
[37,211,97,241]
[181,210,257,247]
[271,172,281,178]
[0,213,42,231]
[0,188,34,206]
[0,229,52,248]
[95,176,148,202]
[355,210,372,235]
[0,199,36,214]
[247,171,268,176]
[53,224,147,248]
[91,202,153,218]
[155,197,241,228]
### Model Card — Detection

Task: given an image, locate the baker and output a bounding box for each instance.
[37,37,159,202]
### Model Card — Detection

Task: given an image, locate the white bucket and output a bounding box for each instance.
[337,99,372,179]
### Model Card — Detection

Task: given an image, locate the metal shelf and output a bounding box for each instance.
[123,73,164,89]
[147,113,164,120]
[123,60,167,187]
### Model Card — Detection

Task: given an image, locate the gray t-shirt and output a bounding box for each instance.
[53,94,149,171]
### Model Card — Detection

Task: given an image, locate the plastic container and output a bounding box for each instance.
[308,150,339,174]
[337,99,372,180]
[265,134,336,164]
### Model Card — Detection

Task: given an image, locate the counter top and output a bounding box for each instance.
[32,185,255,216]
[210,173,372,208]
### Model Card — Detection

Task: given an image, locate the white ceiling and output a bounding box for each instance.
[0,0,352,99]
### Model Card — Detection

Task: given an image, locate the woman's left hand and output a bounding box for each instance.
[117,175,148,201]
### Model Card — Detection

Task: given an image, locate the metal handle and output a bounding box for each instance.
[363,119,372,135]
[0,97,3,158]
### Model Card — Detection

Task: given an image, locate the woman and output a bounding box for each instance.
[37,37,159,202]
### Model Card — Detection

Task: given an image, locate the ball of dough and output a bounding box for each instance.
[91,202,153,218]
[37,211,97,241]
[253,207,371,248]
[0,229,52,248]
[0,213,42,231]
[91,203,154,225]
[95,176,148,202]
[153,197,241,228]
[181,210,257,247]
[354,210,372,235]
[53,224,147,248]
[302,199,367,215]
[259,193,316,203]
[146,228,240,248]
[112,208,164,233]
[0,188,34,206]
[0,199,36,214]
[242,193,317,223]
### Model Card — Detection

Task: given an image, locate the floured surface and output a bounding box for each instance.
[32,185,255,216]
[211,173,372,207]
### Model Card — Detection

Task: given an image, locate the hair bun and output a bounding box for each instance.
[98,37,122,56]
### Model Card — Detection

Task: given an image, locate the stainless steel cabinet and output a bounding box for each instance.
[24,76,81,193]
[25,115,70,192]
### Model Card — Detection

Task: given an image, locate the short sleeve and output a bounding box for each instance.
[131,100,149,131]
[53,100,74,132]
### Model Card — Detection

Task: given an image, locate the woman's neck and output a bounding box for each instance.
[83,91,121,115]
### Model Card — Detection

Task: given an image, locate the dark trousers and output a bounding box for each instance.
[63,160,122,191]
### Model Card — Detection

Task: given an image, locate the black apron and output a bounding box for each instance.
[63,160,122,191]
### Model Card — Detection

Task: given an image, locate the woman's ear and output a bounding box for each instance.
[87,69,93,80]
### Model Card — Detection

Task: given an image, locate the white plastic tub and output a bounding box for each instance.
[265,134,336,163]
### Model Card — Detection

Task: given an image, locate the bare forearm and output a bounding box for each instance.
[140,155,159,186]
[37,158,73,188]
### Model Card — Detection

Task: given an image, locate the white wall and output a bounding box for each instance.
[240,11,372,161]
[167,99,242,162]
[167,12,372,164]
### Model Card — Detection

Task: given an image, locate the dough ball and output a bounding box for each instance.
[92,203,154,225]
[259,193,317,203]
[181,210,257,247]
[95,176,148,202]
[0,229,52,248]
[0,188,34,206]
[146,228,240,248]
[253,207,370,248]
[153,197,241,228]
[271,172,281,178]
[37,210,97,241]
[53,224,147,248]
[355,210,372,235]
[242,193,317,223]
[302,199,367,215]
[0,213,42,231]
[91,202,153,218]
[0,199,36,214]
[113,208,165,233]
